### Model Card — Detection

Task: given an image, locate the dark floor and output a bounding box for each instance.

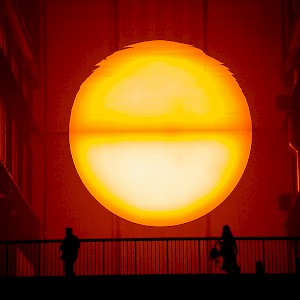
[1,273,299,292]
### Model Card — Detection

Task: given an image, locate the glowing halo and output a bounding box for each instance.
[69,40,252,226]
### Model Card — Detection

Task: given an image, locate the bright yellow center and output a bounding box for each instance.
[69,40,252,226]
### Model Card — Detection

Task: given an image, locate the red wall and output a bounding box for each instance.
[44,0,293,239]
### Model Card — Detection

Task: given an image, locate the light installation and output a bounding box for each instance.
[69,40,252,226]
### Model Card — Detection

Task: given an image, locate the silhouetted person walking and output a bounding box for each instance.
[219,224,240,274]
[60,227,80,277]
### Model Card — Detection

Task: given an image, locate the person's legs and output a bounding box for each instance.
[64,260,75,277]
[231,255,240,274]
[70,260,75,276]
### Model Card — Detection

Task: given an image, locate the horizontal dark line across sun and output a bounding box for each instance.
[69,128,252,134]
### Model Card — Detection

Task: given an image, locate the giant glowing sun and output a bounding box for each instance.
[69,40,252,227]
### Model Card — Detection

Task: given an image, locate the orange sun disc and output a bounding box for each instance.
[69,40,252,227]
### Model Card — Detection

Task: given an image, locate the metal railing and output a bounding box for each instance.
[0,237,299,277]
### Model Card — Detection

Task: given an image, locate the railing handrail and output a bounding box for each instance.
[1,236,300,244]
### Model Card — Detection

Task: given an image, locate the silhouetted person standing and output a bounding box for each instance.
[219,224,240,274]
[60,227,80,277]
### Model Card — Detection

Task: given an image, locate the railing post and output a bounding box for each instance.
[262,239,265,273]
[198,239,200,274]
[166,240,169,274]
[37,241,40,277]
[102,241,105,275]
[295,238,299,273]
[5,243,8,276]
[134,240,137,275]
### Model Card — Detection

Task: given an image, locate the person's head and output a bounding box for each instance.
[222,225,233,237]
[65,227,73,236]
